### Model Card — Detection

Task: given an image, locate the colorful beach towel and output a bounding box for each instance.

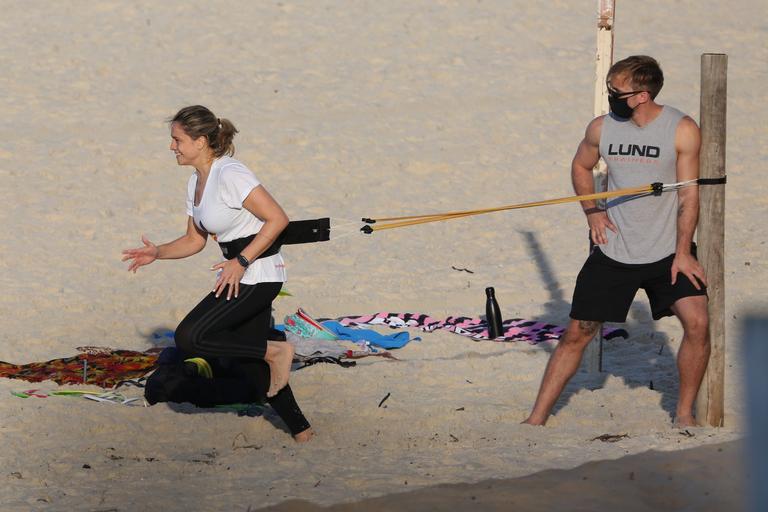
[333,312,628,344]
[0,313,627,388]
[283,308,337,340]
[0,347,160,388]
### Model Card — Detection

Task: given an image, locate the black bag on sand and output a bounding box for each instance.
[144,347,268,408]
[144,344,312,436]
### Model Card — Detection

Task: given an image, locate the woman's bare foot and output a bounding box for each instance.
[265,340,295,398]
[293,428,314,443]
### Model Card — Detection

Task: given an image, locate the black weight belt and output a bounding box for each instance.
[218,217,331,261]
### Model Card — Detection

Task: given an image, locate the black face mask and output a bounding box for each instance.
[608,95,635,119]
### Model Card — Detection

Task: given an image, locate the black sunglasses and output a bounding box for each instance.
[606,84,647,99]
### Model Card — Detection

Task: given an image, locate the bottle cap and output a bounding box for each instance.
[485,287,495,296]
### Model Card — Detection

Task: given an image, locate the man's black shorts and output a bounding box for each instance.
[570,245,707,323]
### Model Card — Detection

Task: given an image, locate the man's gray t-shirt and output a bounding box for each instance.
[598,106,686,264]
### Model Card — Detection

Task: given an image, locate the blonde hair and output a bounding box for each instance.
[169,105,238,157]
[607,55,664,99]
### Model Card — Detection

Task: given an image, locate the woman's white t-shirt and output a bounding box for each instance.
[185,156,286,285]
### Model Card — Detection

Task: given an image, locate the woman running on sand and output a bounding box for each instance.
[122,105,312,442]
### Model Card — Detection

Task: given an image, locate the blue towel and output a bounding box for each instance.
[320,321,414,349]
[274,321,416,349]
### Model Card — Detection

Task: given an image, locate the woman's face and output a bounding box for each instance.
[169,122,205,167]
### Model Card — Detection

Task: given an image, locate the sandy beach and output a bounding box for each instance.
[264,441,745,512]
[1,1,765,510]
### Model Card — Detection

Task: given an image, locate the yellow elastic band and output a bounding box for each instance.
[366,184,653,232]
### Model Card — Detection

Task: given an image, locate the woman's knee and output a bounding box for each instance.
[174,318,200,354]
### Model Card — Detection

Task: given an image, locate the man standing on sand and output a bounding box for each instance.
[524,55,709,427]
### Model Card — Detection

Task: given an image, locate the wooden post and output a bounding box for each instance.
[593,1,615,121]
[695,53,727,427]
[585,0,615,374]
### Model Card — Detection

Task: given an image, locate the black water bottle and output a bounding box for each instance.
[485,287,503,339]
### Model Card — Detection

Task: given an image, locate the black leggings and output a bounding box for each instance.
[175,282,311,435]
[175,282,282,360]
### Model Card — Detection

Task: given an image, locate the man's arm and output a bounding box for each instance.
[572,116,616,245]
[671,116,707,288]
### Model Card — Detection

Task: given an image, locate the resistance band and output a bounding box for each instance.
[361,177,726,233]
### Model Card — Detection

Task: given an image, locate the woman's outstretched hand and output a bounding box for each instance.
[122,235,159,273]
[211,259,246,299]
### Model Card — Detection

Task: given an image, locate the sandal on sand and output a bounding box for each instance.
[11,389,49,398]
[12,388,144,406]
[81,391,142,405]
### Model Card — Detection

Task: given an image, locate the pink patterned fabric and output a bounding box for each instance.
[334,312,627,344]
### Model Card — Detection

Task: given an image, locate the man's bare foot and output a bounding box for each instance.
[673,415,698,428]
[265,341,295,398]
[521,414,547,426]
[293,428,314,443]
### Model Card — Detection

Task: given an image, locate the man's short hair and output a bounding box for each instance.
[607,55,664,99]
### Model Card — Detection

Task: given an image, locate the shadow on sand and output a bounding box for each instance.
[518,230,680,421]
[260,440,744,512]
